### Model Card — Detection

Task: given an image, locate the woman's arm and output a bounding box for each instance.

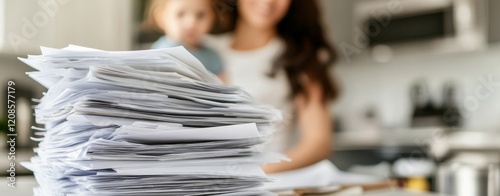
[262,80,333,174]
[217,72,228,84]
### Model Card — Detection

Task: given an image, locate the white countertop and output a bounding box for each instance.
[361,189,448,196]
[0,176,450,196]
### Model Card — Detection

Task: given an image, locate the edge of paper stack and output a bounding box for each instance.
[20,45,288,196]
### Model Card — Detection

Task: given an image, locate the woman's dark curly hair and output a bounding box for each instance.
[213,0,340,103]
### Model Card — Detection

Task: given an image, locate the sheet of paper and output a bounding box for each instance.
[263,160,383,191]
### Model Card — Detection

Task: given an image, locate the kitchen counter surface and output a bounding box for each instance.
[360,189,448,196]
[1,176,449,196]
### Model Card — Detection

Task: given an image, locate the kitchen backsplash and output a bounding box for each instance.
[333,44,500,131]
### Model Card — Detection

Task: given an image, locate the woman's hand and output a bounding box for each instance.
[262,79,333,174]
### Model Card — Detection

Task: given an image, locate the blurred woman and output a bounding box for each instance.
[206,0,340,173]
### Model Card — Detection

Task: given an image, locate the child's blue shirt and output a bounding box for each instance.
[151,36,224,75]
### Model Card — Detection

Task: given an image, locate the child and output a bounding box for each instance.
[144,0,226,82]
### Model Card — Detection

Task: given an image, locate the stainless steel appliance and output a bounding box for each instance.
[431,132,500,196]
[437,152,499,196]
[350,0,489,59]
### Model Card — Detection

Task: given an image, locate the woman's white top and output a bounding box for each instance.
[205,33,296,153]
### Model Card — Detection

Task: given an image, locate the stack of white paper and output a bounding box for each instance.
[20,45,287,196]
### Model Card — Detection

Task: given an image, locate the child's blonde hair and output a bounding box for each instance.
[142,0,169,33]
[142,0,221,33]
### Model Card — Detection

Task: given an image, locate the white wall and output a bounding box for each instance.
[0,0,135,55]
[332,44,500,131]
[319,0,500,131]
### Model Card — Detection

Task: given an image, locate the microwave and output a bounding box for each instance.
[349,0,489,62]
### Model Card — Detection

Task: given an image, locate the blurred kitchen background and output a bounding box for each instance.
[1,0,500,195]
